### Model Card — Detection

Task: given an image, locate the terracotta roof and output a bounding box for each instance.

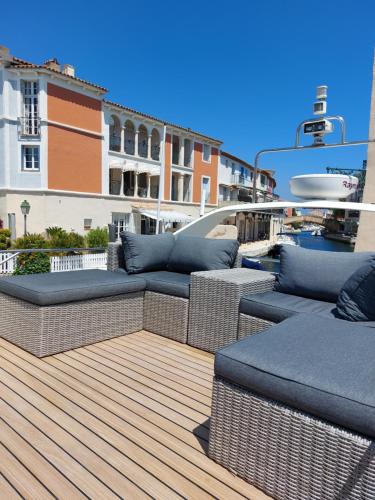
[104,99,222,145]
[8,53,221,143]
[10,56,107,93]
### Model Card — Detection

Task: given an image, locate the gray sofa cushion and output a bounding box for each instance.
[215,314,375,438]
[275,246,375,302]
[336,259,375,322]
[120,231,175,274]
[168,236,239,274]
[134,271,190,298]
[239,291,337,323]
[0,269,146,306]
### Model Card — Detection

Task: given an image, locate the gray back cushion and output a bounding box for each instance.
[120,231,175,274]
[168,236,239,274]
[275,246,375,302]
[336,259,375,321]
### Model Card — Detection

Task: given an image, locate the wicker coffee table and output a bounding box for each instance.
[188,268,275,353]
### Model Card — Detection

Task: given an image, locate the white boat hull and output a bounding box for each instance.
[290,174,358,200]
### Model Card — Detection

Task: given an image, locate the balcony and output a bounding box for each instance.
[18,116,41,137]
[231,173,251,188]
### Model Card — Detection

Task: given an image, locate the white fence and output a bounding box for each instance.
[0,253,16,274]
[0,252,107,274]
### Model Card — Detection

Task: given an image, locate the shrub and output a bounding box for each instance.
[46,226,65,238]
[48,230,85,249]
[13,233,48,249]
[0,229,11,250]
[13,252,50,275]
[86,227,109,248]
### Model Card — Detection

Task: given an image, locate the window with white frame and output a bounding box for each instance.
[22,146,40,171]
[202,144,211,162]
[201,176,210,203]
[112,213,131,239]
[260,174,266,186]
[21,81,39,135]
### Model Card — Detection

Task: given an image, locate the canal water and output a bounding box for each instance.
[289,232,353,253]
[257,231,352,273]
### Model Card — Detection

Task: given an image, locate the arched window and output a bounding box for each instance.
[109,115,121,152]
[151,128,160,161]
[124,120,135,155]
[138,125,148,158]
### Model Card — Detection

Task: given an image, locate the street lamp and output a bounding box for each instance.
[20,200,31,236]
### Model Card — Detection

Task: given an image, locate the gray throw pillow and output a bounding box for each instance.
[168,236,239,274]
[336,259,375,322]
[275,246,375,303]
[120,232,175,274]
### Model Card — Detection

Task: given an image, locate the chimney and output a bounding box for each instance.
[44,58,61,72]
[0,45,12,63]
[62,64,75,77]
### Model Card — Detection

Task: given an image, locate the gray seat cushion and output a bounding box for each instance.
[133,271,190,298]
[0,269,146,306]
[168,236,239,274]
[240,290,375,328]
[275,246,375,302]
[336,259,375,322]
[240,291,337,323]
[215,314,375,438]
[120,231,175,274]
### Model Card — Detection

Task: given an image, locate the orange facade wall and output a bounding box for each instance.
[192,144,218,205]
[47,83,102,193]
[164,133,172,200]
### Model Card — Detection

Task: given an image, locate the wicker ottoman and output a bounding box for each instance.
[0,270,145,357]
[188,268,275,353]
[209,314,375,500]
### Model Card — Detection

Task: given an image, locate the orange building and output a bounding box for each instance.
[0,46,223,237]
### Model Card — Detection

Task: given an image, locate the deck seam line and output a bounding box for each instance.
[0,471,23,499]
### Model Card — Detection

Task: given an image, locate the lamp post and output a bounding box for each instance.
[20,200,31,236]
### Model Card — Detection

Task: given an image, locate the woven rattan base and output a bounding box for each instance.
[238,312,275,339]
[143,291,188,343]
[209,376,375,500]
[0,292,144,357]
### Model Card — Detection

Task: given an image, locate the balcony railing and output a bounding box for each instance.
[19,116,41,137]
[231,174,251,187]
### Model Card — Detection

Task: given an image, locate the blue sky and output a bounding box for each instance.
[2,0,375,198]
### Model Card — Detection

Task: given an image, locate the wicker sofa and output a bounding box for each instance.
[238,245,375,338]
[209,246,375,499]
[107,238,242,344]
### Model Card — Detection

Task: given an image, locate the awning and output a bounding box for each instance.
[136,208,193,224]
[110,161,160,176]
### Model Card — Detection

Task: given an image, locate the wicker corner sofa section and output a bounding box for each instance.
[209,313,375,500]
[107,241,244,346]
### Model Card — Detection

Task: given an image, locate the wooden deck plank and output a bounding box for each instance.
[112,336,214,377]
[0,473,21,499]
[108,337,213,387]
[87,342,212,406]
[0,332,270,500]
[0,442,55,499]
[75,345,211,416]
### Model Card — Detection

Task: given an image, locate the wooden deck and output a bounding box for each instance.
[0,330,270,499]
